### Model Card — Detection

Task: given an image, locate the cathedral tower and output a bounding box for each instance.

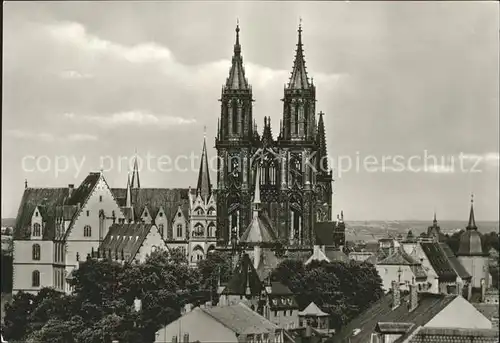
[215,24,255,245]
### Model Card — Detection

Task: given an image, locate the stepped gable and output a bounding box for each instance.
[14,187,69,240]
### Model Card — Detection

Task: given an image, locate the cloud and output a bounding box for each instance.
[6,129,98,143]
[63,111,196,128]
[59,70,93,79]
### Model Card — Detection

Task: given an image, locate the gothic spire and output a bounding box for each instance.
[131,150,140,189]
[196,128,212,201]
[433,211,437,225]
[317,111,328,172]
[467,193,477,230]
[126,172,132,208]
[225,22,249,90]
[252,167,261,218]
[261,117,274,146]
[287,21,310,89]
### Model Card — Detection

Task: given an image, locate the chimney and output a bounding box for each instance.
[254,245,261,270]
[305,325,312,337]
[68,184,75,197]
[391,281,400,309]
[184,303,192,313]
[183,333,189,343]
[409,283,418,312]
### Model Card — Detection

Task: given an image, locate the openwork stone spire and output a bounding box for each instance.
[287,20,310,90]
[196,128,212,201]
[225,22,249,90]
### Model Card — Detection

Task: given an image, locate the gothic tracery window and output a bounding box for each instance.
[32,223,41,237]
[32,270,40,287]
[32,244,41,260]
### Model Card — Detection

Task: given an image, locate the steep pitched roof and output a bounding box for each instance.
[97,223,155,263]
[66,172,100,206]
[111,188,190,225]
[14,187,69,240]
[200,303,279,335]
[439,242,471,280]
[298,302,329,317]
[239,213,278,245]
[420,242,457,282]
[378,248,420,266]
[325,248,349,263]
[404,327,499,343]
[328,292,456,343]
[222,253,263,296]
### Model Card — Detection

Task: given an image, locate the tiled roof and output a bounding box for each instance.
[378,248,420,266]
[298,302,329,317]
[327,292,456,343]
[97,223,155,263]
[405,327,499,343]
[240,213,278,245]
[255,248,280,281]
[111,188,190,225]
[201,303,279,335]
[269,281,294,296]
[439,243,471,280]
[473,304,499,322]
[457,230,485,257]
[66,173,100,206]
[420,242,457,282]
[14,187,69,240]
[222,253,263,296]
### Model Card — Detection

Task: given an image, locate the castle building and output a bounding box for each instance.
[215,24,334,249]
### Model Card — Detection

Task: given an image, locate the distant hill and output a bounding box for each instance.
[1,218,15,227]
[345,220,499,242]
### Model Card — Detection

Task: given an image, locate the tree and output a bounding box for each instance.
[3,291,37,340]
[271,259,383,330]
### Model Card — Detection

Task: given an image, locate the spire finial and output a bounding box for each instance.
[203,125,207,140]
[467,193,477,230]
[433,210,437,224]
[25,179,28,189]
[471,192,474,204]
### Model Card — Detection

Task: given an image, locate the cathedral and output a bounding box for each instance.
[215,23,334,248]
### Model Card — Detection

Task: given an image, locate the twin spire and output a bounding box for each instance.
[225,22,249,90]
[287,21,311,90]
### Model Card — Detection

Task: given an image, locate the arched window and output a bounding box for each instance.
[32,223,41,237]
[32,270,40,287]
[193,224,204,238]
[176,224,183,238]
[207,223,216,237]
[32,244,41,260]
[195,207,204,216]
[158,224,164,236]
[84,225,92,237]
[207,208,215,216]
[294,103,299,134]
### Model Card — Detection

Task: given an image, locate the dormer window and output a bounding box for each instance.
[32,223,41,237]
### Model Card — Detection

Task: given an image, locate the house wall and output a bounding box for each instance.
[13,240,54,294]
[135,225,167,263]
[425,296,492,329]
[401,243,440,293]
[376,265,414,291]
[458,256,488,288]
[155,308,238,343]
[65,176,125,270]
[269,308,299,329]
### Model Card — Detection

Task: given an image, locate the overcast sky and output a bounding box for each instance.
[2,1,499,221]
